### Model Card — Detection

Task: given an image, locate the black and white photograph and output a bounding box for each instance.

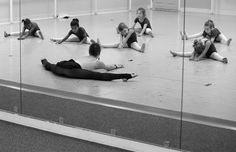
[0,0,235,151]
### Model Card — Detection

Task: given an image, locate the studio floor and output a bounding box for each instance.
[0,11,236,124]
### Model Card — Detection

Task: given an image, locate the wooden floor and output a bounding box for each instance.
[0,11,236,123]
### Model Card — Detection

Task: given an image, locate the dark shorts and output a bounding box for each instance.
[56,59,82,69]
[206,43,217,58]
[127,32,137,48]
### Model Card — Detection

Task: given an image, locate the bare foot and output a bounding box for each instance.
[150,32,154,38]
[222,58,228,64]
[170,50,177,57]
[4,31,9,37]
[50,39,58,42]
[227,38,232,46]
[140,43,146,53]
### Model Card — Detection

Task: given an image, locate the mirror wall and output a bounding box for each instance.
[1,0,235,151]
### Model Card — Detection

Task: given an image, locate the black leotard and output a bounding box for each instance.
[68,27,89,41]
[134,17,152,29]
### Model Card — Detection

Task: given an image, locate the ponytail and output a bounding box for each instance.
[22,18,31,26]
[70,18,79,27]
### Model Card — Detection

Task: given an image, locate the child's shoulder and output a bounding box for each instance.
[79,26,86,31]
[128,28,135,33]
[144,17,150,22]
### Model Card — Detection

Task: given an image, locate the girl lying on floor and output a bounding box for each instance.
[170,38,228,64]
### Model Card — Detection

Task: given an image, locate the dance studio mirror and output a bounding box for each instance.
[0,0,22,113]
[179,0,236,151]
[2,0,184,150]
[1,0,235,151]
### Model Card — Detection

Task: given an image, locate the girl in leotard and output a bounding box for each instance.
[170,38,228,64]
[51,18,94,44]
[181,20,232,45]
[101,22,145,53]
[4,18,44,40]
[132,7,153,37]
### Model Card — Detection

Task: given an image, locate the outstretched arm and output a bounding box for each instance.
[132,23,136,29]
[186,32,202,40]
[57,33,71,44]
[96,61,124,71]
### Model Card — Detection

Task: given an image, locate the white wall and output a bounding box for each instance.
[180,0,211,9]
[57,0,93,15]
[97,0,128,12]
[214,0,236,15]
[0,0,10,22]
[20,0,54,19]
[131,0,150,10]
[0,0,151,24]
[153,0,178,11]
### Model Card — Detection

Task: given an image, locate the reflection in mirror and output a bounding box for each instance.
[180,0,236,151]
[0,0,210,151]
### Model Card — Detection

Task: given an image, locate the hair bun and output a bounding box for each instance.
[72,18,79,23]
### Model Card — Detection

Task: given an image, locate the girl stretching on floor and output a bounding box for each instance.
[102,22,145,53]
[132,7,153,37]
[170,38,228,64]
[41,58,137,81]
[76,41,124,71]
[181,20,232,45]
[4,18,44,40]
[51,18,94,44]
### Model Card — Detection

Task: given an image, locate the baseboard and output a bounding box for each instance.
[0,110,180,152]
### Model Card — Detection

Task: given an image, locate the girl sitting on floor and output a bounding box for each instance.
[180,20,232,46]
[4,18,44,40]
[170,38,228,64]
[101,22,145,53]
[51,18,94,44]
[132,7,153,37]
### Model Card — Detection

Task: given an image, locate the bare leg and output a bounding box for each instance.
[216,33,232,46]
[170,50,193,57]
[145,28,154,37]
[134,28,142,33]
[51,37,80,42]
[131,42,145,53]
[209,52,228,63]
[101,43,119,48]
[36,30,44,40]
[85,37,96,44]
[4,31,28,37]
